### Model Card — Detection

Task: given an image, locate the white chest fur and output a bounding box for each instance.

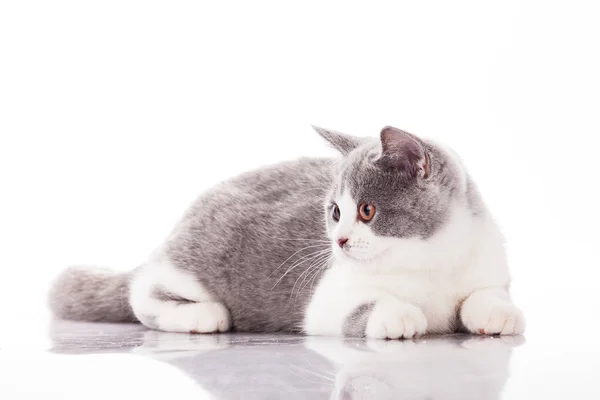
[304,262,469,336]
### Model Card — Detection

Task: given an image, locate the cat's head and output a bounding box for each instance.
[314,125,470,270]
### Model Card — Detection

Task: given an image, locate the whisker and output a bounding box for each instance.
[299,257,331,300]
[269,249,332,293]
[270,238,331,242]
[291,252,330,295]
[268,243,331,277]
[296,254,333,302]
[282,249,331,279]
[292,251,332,301]
[308,255,333,293]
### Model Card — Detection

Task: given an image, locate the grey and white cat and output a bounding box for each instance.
[49,126,525,339]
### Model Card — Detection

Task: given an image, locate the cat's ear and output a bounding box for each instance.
[379,126,430,179]
[312,125,363,156]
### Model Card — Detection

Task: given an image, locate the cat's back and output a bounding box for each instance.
[225,157,334,192]
[191,156,334,216]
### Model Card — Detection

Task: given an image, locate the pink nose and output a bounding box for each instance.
[337,237,349,248]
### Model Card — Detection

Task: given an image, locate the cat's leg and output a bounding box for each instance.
[304,270,427,339]
[129,254,231,333]
[363,297,428,339]
[458,225,526,336]
[305,293,427,339]
[460,287,525,335]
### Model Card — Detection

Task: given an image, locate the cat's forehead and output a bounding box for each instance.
[332,143,381,196]
[332,145,415,202]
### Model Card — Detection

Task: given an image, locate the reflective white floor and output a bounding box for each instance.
[2,320,599,399]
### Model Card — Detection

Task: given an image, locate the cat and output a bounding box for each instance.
[49,126,525,339]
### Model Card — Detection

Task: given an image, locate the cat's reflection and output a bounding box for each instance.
[306,335,524,400]
[49,322,522,400]
[49,322,332,399]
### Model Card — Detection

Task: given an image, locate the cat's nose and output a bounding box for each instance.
[337,237,349,248]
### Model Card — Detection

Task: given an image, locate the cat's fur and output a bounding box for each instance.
[49,126,525,339]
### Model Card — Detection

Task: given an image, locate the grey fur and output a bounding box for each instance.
[49,125,474,334]
[465,176,484,216]
[454,298,469,334]
[151,285,193,304]
[343,303,375,337]
[48,266,137,322]
[141,314,159,329]
[312,125,366,155]
[165,158,334,332]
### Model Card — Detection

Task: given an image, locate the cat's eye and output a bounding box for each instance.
[331,204,341,222]
[358,203,375,222]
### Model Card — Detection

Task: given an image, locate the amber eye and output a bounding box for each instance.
[331,204,341,222]
[358,203,375,222]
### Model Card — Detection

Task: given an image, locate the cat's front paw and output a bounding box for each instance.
[461,299,525,336]
[365,299,427,340]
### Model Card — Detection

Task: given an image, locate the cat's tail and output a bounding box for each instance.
[48,266,138,322]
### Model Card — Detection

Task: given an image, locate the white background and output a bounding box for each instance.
[1,0,599,397]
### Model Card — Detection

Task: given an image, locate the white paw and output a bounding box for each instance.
[365,300,427,339]
[461,300,525,336]
[157,302,231,334]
